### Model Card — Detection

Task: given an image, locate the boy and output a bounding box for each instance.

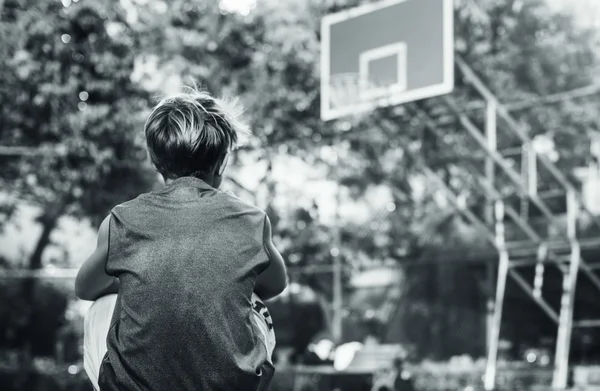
[75,88,288,391]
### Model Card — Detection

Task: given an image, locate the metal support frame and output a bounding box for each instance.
[484,201,509,391]
[427,81,600,123]
[402,57,600,390]
[332,142,343,344]
[520,141,537,218]
[410,103,590,390]
[533,242,547,298]
[455,56,600,229]
[485,101,497,356]
[442,96,557,222]
[552,191,581,389]
[332,253,343,343]
[449,57,600,390]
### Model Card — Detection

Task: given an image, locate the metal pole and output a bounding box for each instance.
[486,264,495,355]
[485,101,497,355]
[332,246,342,343]
[520,144,529,218]
[485,101,497,223]
[332,150,343,344]
[528,144,537,197]
[552,190,581,389]
[533,243,547,299]
[431,83,600,125]
[484,201,509,391]
[573,319,600,328]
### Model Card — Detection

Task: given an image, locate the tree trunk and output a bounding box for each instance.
[28,211,60,270]
[19,201,67,369]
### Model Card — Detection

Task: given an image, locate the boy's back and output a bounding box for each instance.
[98,176,270,391]
[76,87,287,390]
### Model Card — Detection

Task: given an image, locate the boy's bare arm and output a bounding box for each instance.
[75,215,120,301]
[254,215,288,301]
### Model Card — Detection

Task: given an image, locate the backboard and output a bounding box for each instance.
[320,0,454,121]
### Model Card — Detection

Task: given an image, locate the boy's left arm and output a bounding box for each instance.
[75,215,120,301]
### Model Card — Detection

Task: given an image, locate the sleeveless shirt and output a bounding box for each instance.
[97,176,271,391]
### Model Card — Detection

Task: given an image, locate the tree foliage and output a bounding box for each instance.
[0,0,157,364]
[1,0,157,270]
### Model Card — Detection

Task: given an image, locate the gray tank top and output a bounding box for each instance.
[98,176,271,391]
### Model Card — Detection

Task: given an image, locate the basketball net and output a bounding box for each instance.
[329,73,373,111]
[329,73,397,124]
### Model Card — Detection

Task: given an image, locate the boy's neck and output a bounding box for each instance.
[164,174,217,188]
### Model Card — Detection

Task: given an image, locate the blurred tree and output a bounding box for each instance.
[1,0,156,268]
[0,0,156,361]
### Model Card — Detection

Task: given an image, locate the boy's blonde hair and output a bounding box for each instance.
[144,87,251,179]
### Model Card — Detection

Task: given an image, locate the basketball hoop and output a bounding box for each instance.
[320,0,454,121]
[327,73,396,125]
[328,73,372,111]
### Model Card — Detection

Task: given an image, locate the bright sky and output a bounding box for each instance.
[545,0,600,28]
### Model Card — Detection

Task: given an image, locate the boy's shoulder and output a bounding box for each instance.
[218,190,265,215]
[109,192,155,214]
[110,189,265,219]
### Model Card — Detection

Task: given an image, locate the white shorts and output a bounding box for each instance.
[83,293,276,391]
